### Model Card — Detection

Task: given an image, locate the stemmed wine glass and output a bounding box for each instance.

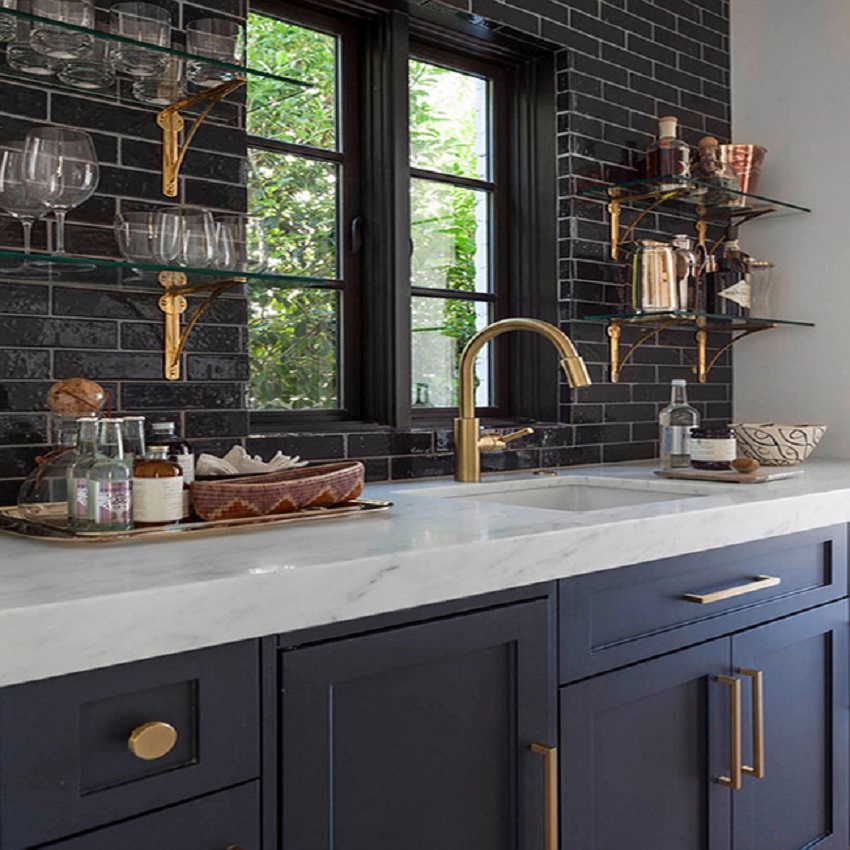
[0,142,47,256]
[22,127,99,256]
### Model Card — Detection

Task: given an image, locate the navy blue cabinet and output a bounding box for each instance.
[560,600,848,850]
[279,599,555,850]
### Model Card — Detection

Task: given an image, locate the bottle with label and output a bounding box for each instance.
[66,415,98,531]
[132,446,184,528]
[87,418,132,531]
[659,379,700,469]
[706,226,751,317]
[148,421,195,485]
[644,115,691,190]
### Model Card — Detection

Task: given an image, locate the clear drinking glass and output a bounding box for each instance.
[0,143,47,254]
[154,205,215,268]
[114,209,157,262]
[186,18,245,88]
[7,17,61,75]
[23,126,100,255]
[214,215,267,272]
[109,1,171,77]
[57,39,116,90]
[29,0,94,59]
[132,55,184,105]
[0,0,18,42]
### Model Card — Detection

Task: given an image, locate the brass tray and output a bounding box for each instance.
[0,499,393,544]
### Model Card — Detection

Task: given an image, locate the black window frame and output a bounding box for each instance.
[248,0,558,433]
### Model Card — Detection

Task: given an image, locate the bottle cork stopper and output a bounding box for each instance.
[658,116,678,138]
[698,136,720,148]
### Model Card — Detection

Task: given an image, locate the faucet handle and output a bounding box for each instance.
[478,427,534,452]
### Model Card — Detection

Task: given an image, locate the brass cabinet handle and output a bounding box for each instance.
[127,721,178,760]
[530,743,558,850]
[740,668,765,779]
[716,675,742,790]
[682,575,781,604]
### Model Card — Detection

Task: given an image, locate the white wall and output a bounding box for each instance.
[731,0,850,456]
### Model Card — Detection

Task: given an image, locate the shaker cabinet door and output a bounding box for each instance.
[731,600,848,850]
[560,639,732,850]
[280,600,553,850]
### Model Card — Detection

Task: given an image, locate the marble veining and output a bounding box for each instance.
[1,459,849,687]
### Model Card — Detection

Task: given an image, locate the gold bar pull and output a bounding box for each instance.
[716,675,742,790]
[681,575,781,604]
[530,743,558,850]
[740,668,765,779]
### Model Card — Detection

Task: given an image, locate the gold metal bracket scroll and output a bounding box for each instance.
[158,271,245,380]
[607,185,690,260]
[691,316,775,384]
[157,78,247,197]
[607,316,680,383]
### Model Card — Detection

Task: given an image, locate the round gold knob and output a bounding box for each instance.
[127,721,178,760]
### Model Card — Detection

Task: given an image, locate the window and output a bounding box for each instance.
[246,1,556,429]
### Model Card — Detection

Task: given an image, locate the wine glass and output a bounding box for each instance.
[0,142,47,256]
[23,127,99,256]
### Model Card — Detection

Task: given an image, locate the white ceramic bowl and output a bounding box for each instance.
[731,423,827,466]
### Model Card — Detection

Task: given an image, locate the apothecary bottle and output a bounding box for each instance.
[67,415,98,531]
[149,421,195,484]
[671,234,698,312]
[132,446,183,528]
[122,415,146,469]
[644,116,690,189]
[659,379,700,469]
[87,418,132,531]
[693,136,739,196]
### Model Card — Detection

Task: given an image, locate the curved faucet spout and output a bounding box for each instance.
[454,318,591,482]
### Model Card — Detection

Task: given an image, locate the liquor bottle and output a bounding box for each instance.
[66,415,98,531]
[132,446,184,528]
[644,116,691,190]
[671,234,698,312]
[148,421,195,485]
[706,226,751,318]
[659,379,700,469]
[87,418,132,532]
[122,415,146,469]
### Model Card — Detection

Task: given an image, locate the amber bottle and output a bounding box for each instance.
[132,446,184,528]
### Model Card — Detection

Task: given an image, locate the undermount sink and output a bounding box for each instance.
[411,474,715,513]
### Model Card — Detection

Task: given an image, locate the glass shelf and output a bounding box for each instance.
[0,247,335,293]
[578,175,811,219]
[0,8,314,89]
[579,311,814,384]
[582,311,815,329]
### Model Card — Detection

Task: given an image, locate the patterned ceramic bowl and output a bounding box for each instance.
[190,461,365,521]
[731,423,827,466]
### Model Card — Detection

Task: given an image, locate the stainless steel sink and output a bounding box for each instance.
[408,474,714,513]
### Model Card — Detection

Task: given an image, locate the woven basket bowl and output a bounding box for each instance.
[731,423,826,467]
[190,461,365,521]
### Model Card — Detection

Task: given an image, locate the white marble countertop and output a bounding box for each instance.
[2,458,849,688]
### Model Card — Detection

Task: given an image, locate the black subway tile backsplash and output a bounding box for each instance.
[0,0,732,493]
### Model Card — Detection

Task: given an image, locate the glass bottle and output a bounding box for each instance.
[671,234,698,312]
[693,136,739,204]
[148,421,195,485]
[87,418,132,531]
[659,379,700,469]
[132,445,183,528]
[66,415,98,531]
[122,415,146,469]
[16,416,77,522]
[706,226,751,318]
[644,116,690,190]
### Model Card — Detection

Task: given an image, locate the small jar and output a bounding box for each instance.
[690,427,736,470]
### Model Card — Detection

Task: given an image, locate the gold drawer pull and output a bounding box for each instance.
[530,743,558,850]
[740,668,765,779]
[716,675,742,790]
[128,721,178,760]
[682,575,781,604]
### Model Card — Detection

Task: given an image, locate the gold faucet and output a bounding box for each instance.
[454,318,592,482]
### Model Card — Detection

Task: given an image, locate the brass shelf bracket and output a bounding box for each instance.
[691,316,775,383]
[157,271,246,380]
[607,186,691,260]
[157,78,247,197]
[607,317,680,383]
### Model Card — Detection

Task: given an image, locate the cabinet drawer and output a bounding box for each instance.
[47,781,260,850]
[559,525,847,683]
[0,640,260,850]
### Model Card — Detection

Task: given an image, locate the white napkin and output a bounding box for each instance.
[195,444,308,477]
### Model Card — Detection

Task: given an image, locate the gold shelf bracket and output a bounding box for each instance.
[607,317,681,383]
[157,270,246,380]
[607,186,691,260]
[157,78,247,197]
[692,317,775,383]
